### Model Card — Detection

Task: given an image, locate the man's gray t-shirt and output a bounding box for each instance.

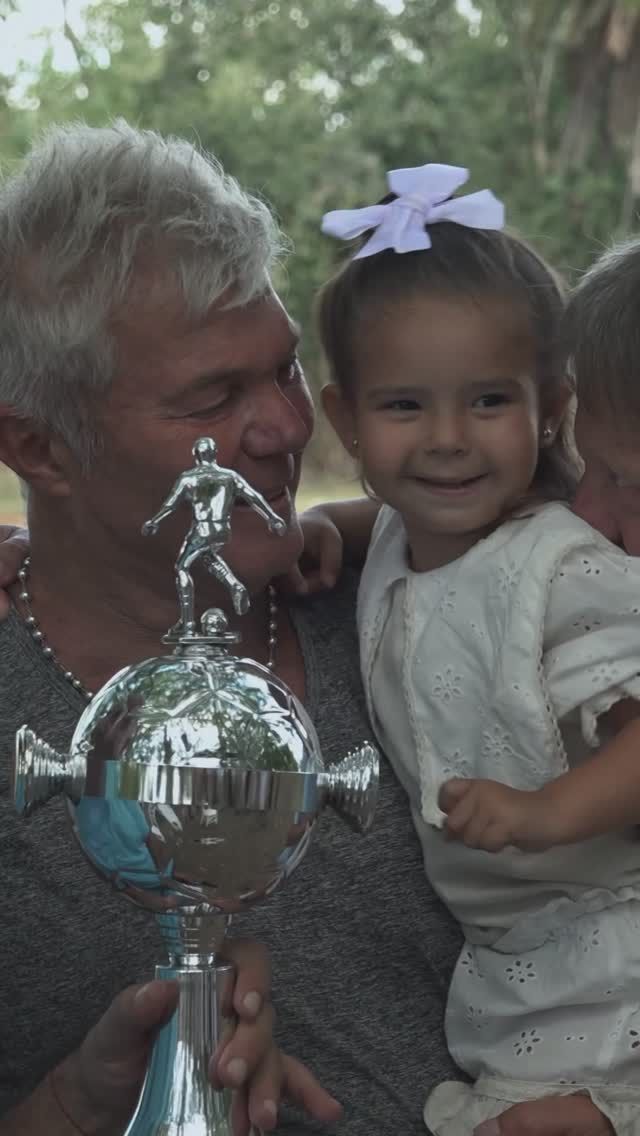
[0,573,461,1134]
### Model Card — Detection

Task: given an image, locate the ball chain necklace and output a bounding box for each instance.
[17,555,278,702]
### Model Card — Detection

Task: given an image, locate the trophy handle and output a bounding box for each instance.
[321,742,379,833]
[13,726,81,816]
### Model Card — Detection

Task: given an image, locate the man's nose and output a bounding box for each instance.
[243,378,314,457]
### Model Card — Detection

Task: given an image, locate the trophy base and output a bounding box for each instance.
[125,960,236,1136]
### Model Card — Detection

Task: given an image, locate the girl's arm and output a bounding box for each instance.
[540,700,640,842]
[288,497,381,594]
[440,701,640,853]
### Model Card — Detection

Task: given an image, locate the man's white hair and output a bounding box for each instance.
[0,119,288,467]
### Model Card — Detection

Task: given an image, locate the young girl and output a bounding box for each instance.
[307,163,640,1135]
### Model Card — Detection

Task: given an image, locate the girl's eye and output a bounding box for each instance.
[474,392,509,409]
[381,398,420,412]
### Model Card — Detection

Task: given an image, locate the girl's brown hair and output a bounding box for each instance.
[317,205,579,502]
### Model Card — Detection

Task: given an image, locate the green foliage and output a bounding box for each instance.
[1,0,639,474]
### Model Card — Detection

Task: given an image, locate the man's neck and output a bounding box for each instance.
[17,509,279,694]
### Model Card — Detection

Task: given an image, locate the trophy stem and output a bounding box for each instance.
[125,957,236,1136]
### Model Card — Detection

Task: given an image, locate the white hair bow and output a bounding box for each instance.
[321,163,505,260]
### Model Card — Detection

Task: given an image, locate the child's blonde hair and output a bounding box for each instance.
[564,237,640,430]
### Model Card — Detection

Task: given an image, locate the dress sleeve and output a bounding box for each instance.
[543,539,640,746]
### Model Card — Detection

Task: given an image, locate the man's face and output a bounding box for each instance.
[71,287,314,598]
[574,405,640,554]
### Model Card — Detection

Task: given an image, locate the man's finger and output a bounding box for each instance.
[88,981,179,1064]
[282,1054,342,1124]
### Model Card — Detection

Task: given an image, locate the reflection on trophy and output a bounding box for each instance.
[12,438,379,1136]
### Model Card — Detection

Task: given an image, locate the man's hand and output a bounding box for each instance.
[474,1093,614,1136]
[268,517,287,536]
[439,778,562,853]
[23,940,340,1136]
[141,520,159,537]
[0,524,28,619]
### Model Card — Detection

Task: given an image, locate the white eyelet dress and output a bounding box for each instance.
[358,502,640,1135]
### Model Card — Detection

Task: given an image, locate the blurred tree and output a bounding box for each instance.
[1,0,639,477]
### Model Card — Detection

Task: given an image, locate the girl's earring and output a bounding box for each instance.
[352,438,359,455]
[542,424,553,442]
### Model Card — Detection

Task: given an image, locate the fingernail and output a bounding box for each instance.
[474,1121,501,1136]
[261,1099,277,1122]
[242,991,262,1015]
[134,982,153,1008]
[225,1057,248,1086]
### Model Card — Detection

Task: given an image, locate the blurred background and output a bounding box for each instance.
[1,0,640,523]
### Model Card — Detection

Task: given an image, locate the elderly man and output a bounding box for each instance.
[0,122,612,1136]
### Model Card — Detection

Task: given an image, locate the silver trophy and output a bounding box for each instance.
[12,438,379,1136]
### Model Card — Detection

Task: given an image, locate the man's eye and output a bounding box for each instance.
[185,394,232,418]
[474,392,508,409]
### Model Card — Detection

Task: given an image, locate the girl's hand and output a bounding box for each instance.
[0,524,28,619]
[280,507,344,595]
[439,778,562,853]
[474,1093,614,1136]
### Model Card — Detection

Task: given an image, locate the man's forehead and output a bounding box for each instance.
[118,290,299,370]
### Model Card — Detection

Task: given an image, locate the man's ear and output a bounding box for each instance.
[0,410,74,497]
[321,384,359,459]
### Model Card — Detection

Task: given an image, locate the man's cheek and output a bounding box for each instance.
[574,495,620,543]
[619,516,640,557]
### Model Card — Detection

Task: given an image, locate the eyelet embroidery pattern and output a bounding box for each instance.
[468,620,486,640]
[587,662,621,688]
[439,589,457,614]
[460,948,485,981]
[506,960,537,984]
[578,923,602,954]
[493,562,521,596]
[441,749,473,780]
[432,666,463,704]
[513,1029,542,1057]
[464,1004,489,1031]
